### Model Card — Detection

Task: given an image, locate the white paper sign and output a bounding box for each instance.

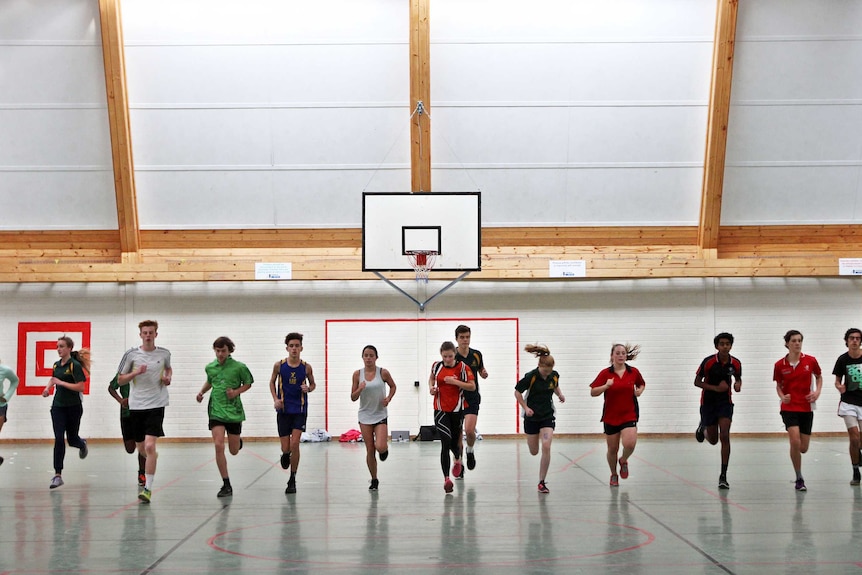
[255,262,292,280]
[839,258,862,276]
[549,260,586,278]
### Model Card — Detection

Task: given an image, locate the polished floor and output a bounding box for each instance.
[0,436,860,574]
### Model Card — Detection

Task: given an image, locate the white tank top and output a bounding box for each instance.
[358,367,388,425]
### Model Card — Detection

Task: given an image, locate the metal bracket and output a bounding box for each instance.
[372,271,471,312]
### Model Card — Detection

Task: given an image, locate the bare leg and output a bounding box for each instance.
[538,427,553,481]
[359,423,377,480]
[606,433,621,475]
[212,426,228,479]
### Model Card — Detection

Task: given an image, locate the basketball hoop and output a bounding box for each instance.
[406,250,438,283]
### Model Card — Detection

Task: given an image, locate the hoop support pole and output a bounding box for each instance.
[372,271,472,312]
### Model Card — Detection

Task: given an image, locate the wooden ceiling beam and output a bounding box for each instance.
[98,0,141,256]
[409,0,432,193]
[698,0,739,255]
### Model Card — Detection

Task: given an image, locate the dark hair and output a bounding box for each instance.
[362,345,378,358]
[285,332,303,345]
[844,328,862,347]
[525,344,554,368]
[440,341,456,353]
[455,325,471,337]
[714,332,734,347]
[783,330,803,344]
[213,336,235,353]
[138,320,159,331]
[610,343,640,362]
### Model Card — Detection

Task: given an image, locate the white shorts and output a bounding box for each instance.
[837,401,862,427]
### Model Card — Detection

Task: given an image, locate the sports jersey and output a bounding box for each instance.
[773,354,821,413]
[696,353,742,406]
[590,365,645,426]
[358,366,388,425]
[432,361,473,412]
[108,373,131,418]
[205,356,253,423]
[515,368,560,421]
[456,347,485,405]
[51,357,86,407]
[276,359,309,415]
[118,346,172,410]
[833,352,862,407]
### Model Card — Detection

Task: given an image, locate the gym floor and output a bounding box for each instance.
[0,436,859,574]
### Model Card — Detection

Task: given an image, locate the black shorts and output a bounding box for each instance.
[120,415,134,441]
[277,412,307,437]
[462,401,480,416]
[781,411,814,435]
[0,404,8,420]
[209,419,243,435]
[524,418,555,435]
[603,421,637,435]
[129,407,166,442]
[359,418,388,427]
[700,403,734,426]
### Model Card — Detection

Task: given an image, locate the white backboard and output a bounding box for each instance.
[362,192,481,272]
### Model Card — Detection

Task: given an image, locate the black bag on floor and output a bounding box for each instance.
[414,425,439,441]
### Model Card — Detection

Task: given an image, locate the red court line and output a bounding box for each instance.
[633,455,749,511]
[102,456,216,519]
[556,445,598,473]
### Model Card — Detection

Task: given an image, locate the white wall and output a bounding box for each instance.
[0,277,857,441]
[0,0,117,230]
[723,0,862,224]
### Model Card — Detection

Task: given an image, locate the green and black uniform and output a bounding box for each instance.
[50,357,87,473]
[515,368,560,429]
[205,356,253,431]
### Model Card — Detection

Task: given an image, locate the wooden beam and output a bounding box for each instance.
[98,0,141,254]
[698,0,738,253]
[409,0,431,192]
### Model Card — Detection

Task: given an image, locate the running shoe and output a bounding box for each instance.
[444,477,454,493]
[609,474,619,487]
[285,478,297,494]
[695,424,705,443]
[452,461,463,479]
[0,455,4,466]
[138,471,146,487]
[138,488,152,503]
[537,480,549,494]
[369,478,379,491]
[851,468,861,486]
[379,450,388,462]
[49,475,64,489]
[619,459,629,479]
[280,451,291,470]
[467,451,476,470]
[794,478,806,492]
[718,476,730,490]
[217,485,233,498]
[79,439,88,459]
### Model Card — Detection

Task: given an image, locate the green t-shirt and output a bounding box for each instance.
[52,358,86,407]
[205,356,253,423]
[109,374,131,418]
[515,368,560,421]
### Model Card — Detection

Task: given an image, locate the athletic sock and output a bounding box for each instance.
[145,474,154,490]
[466,445,474,454]
[223,478,231,487]
[720,464,728,476]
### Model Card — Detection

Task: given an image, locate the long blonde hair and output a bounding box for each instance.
[525,344,554,369]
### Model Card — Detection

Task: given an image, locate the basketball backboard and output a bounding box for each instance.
[362,192,481,272]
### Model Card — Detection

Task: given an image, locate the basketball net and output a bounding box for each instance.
[406,250,437,283]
